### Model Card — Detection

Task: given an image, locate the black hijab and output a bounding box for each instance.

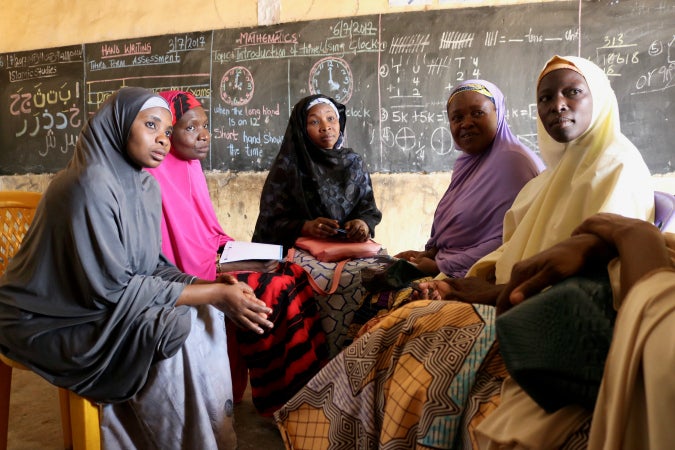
[252,94,381,251]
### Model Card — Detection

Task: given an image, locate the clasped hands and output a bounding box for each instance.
[304,217,370,242]
[212,272,274,334]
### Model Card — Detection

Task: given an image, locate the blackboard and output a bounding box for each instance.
[83,32,212,115]
[0,45,85,174]
[580,0,674,174]
[1,0,673,175]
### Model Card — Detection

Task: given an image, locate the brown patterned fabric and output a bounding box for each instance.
[275,299,590,449]
[275,300,497,449]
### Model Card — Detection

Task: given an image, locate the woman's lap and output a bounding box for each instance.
[101,305,235,450]
[275,299,499,449]
[234,262,329,415]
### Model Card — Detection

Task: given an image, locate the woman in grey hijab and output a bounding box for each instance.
[0,87,272,449]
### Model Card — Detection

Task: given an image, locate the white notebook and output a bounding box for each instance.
[218,241,283,263]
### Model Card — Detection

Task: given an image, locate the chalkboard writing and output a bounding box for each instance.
[581,0,674,174]
[0,45,85,173]
[0,0,672,175]
[375,4,580,172]
[84,32,212,113]
[210,18,382,171]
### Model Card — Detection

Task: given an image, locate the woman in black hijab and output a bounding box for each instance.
[253,94,382,252]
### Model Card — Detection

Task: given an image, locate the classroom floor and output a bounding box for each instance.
[6,368,286,449]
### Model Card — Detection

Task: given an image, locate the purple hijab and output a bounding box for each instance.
[427,80,544,277]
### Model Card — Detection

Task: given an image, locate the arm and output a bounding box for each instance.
[345,156,382,238]
[435,236,503,278]
[495,233,614,314]
[396,248,436,260]
[177,281,273,334]
[573,213,671,299]
[73,176,273,334]
[252,158,308,249]
[496,213,667,315]
[415,277,503,305]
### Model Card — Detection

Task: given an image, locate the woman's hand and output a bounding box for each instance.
[212,281,274,334]
[395,250,424,260]
[302,217,340,238]
[413,279,453,300]
[215,273,238,284]
[344,219,369,242]
[411,257,439,276]
[177,280,274,334]
[495,233,611,315]
[414,277,502,304]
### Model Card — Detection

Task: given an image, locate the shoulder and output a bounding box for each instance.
[496,144,540,165]
[42,165,120,222]
[489,145,542,179]
[340,148,368,168]
[595,136,651,178]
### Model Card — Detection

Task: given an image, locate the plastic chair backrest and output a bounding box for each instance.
[0,191,42,275]
[654,190,675,233]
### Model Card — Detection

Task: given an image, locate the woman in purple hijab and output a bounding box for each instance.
[397,79,544,278]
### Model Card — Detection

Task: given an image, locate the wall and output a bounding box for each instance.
[1,0,673,256]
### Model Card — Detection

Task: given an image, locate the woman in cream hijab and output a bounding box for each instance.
[468,55,654,285]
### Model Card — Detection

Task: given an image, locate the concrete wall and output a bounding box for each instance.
[2,0,674,256]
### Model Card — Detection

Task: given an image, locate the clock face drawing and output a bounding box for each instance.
[220,66,254,106]
[308,57,353,103]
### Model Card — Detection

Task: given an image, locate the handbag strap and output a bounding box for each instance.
[287,247,349,296]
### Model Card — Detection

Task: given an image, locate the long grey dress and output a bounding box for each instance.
[0,87,235,449]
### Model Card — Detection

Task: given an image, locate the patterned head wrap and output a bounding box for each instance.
[448,83,495,107]
[158,91,202,125]
[537,55,585,88]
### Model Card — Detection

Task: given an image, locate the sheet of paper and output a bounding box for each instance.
[218,241,283,263]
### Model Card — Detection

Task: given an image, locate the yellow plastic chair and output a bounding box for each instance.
[0,190,101,450]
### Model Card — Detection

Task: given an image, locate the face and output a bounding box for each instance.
[447,90,498,156]
[126,106,173,168]
[170,106,210,161]
[305,103,340,150]
[537,68,593,143]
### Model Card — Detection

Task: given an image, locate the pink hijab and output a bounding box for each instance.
[146,91,232,280]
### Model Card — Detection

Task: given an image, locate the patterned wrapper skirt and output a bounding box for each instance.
[274,299,591,449]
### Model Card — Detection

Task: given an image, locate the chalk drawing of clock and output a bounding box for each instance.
[308,57,353,103]
[220,66,254,106]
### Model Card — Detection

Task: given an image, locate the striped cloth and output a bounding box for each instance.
[234,261,329,416]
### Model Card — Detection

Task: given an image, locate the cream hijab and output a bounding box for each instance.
[468,55,654,284]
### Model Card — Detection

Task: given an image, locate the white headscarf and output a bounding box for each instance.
[468,55,654,283]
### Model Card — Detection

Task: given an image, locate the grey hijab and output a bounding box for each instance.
[0,87,195,402]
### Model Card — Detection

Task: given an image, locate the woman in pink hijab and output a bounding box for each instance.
[146,91,328,416]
